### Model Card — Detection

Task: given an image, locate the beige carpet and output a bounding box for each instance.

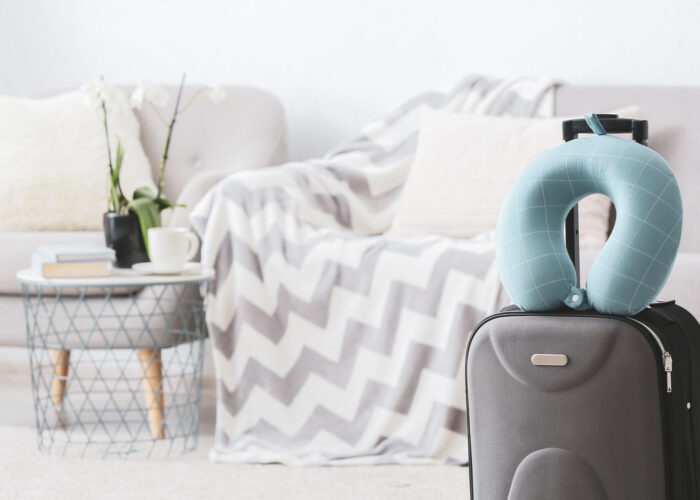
[0,347,468,500]
[0,426,468,500]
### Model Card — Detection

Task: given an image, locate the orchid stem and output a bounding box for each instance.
[157,73,186,200]
[101,100,113,175]
[179,87,207,114]
[147,101,169,126]
[101,99,126,213]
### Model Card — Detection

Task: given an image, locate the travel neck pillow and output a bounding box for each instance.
[496,114,682,316]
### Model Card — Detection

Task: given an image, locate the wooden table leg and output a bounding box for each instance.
[137,348,166,439]
[51,349,70,405]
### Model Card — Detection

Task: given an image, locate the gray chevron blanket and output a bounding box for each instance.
[190,75,555,465]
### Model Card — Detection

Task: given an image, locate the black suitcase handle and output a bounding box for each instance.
[563,114,648,144]
[562,114,649,285]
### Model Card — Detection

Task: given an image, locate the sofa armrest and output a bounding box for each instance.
[655,252,700,318]
[581,249,700,318]
[167,170,238,228]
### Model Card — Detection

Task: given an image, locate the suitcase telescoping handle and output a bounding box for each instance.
[562,114,649,286]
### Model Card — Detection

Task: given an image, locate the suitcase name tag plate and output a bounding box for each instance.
[531,353,568,366]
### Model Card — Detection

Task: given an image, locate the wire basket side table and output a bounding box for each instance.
[17,267,214,459]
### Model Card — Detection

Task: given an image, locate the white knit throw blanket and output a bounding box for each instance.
[191,75,555,464]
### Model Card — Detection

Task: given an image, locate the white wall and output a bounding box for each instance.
[1,0,699,160]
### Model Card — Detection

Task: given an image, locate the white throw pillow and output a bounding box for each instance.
[390,107,639,248]
[0,87,156,231]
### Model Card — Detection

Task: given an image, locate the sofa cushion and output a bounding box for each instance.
[133,85,288,203]
[0,87,155,231]
[390,107,639,247]
[0,231,104,294]
[580,250,700,319]
[390,109,611,246]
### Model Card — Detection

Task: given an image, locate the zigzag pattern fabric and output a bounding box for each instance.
[190,75,556,465]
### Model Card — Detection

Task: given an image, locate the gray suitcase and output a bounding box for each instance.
[466,304,700,499]
[465,117,700,499]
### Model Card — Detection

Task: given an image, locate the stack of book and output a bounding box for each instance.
[31,245,115,278]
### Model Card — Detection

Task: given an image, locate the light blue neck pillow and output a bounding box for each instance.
[496,114,682,316]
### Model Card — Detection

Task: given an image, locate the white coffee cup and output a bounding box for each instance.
[148,227,199,271]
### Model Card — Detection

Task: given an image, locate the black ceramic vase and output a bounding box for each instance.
[103,212,149,268]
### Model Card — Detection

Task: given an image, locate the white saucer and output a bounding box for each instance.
[131,262,202,276]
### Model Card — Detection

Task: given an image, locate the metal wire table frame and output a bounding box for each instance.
[17,267,214,458]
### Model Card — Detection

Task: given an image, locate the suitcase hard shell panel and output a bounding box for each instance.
[466,314,667,500]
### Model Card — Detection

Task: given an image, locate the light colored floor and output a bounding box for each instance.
[0,347,468,500]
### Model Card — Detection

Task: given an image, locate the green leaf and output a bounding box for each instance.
[128,198,161,255]
[113,140,124,184]
[155,197,174,209]
[132,186,156,200]
[108,182,120,212]
[154,196,186,210]
[107,139,128,213]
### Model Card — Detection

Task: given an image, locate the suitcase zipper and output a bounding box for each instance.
[628,317,673,393]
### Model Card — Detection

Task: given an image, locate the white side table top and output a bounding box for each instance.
[16,264,215,288]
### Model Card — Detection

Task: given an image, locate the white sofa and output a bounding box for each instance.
[2,83,700,348]
[0,85,287,346]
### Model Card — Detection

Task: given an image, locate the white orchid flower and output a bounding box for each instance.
[80,79,116,108]
[129,86,145,109]
[206,84,226,103]
[130,82,170,109]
